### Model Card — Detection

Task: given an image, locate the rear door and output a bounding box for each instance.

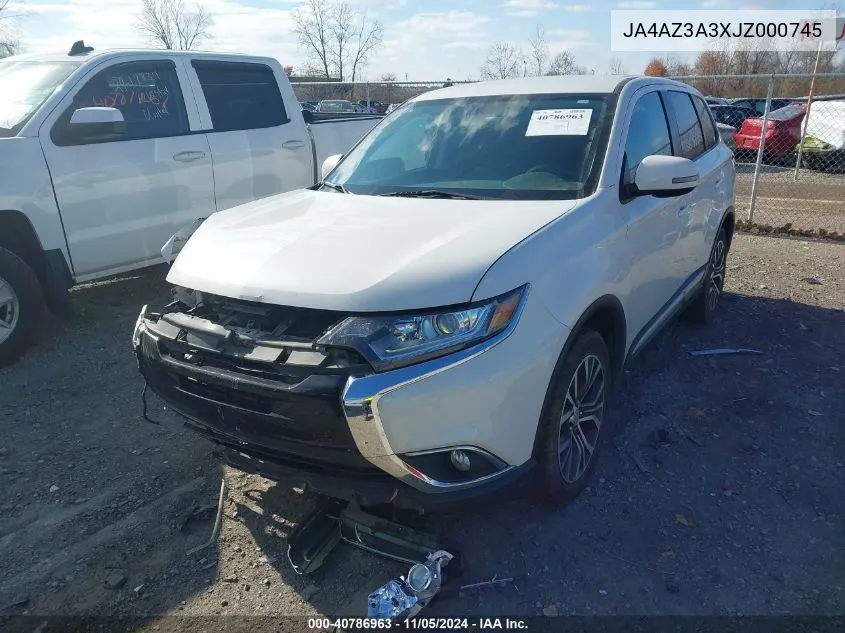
[664,90,728,277]
[186,59,314,212]
[40,58,215,278]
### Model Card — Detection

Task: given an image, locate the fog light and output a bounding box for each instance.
[449,450,471,472]
[406,563,432,593]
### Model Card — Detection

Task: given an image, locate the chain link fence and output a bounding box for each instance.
[293,74,845,236]
[671,72,845,236]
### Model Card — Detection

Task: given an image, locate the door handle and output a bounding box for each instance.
[281,140,306,150]
[173,151,206,163]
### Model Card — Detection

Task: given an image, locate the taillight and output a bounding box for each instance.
[766,120,777,130]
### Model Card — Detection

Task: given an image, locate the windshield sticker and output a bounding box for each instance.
[525,109,592,136]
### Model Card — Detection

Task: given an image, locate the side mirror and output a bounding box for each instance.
[67,107,125,140]
[634,155,699,197]
[321,154,343,180]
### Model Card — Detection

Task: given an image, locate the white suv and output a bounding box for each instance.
[134,75,735,509]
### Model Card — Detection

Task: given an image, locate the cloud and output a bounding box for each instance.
[503,0,557,8]
[561,4,592,12]
[617,1,657,7]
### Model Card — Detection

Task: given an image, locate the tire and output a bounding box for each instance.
[0,246,45,367]
[682,226,729,325]
[535,328,612,504]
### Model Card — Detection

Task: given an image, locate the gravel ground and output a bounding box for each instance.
[0,233,843,624]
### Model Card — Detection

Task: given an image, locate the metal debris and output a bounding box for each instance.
[688,348,763,357]
[186,477,227,556]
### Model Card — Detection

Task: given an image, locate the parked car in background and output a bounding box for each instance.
[134,75,735,511]
[316,99,356,113]
[797,100,845,172]
[359,100,388,114]
[734,103,806,160]
[730,97,794,116]
[385,103,400,114]
[0,42,380,365]
[705,97,729,106]
[716,122,737,151]
[709,105,756,130]
[300,101,316,112]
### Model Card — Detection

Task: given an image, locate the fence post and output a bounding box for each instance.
[747,74,774,224]
[793,42,822,181]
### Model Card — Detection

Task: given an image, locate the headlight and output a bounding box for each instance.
[316,286,526,372]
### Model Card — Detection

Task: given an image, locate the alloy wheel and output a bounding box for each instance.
[708,236,727,312]
[0,276,20,345]
[558,354,606,484]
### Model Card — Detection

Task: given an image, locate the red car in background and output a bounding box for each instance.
[734,103,806,160]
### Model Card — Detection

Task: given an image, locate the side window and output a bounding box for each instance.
[666,91,705,160]
[192,61,288,132]
[621,91,673,189]
[56,61,188,144]
[692,95,717,150]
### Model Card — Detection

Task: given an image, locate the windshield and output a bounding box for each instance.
[0,61,82,137]
[324,93,614,200]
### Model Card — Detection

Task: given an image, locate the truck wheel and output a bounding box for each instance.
[682,226,729,325]
[0,246,45,367]
[535,329,612,504]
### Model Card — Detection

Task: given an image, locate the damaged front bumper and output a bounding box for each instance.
[132,299,533,509]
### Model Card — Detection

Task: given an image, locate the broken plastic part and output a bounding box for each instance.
[368,580,420,618]
[367,550,454,620]
[161,217,206,264]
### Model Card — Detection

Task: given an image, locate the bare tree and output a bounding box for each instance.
[546,50,586,75]
[528,24,548,76]
[1,0,22,58]
[293,0,384,81]
[136,0,213,50]
[479,41,523,80]
[608,56,626,75]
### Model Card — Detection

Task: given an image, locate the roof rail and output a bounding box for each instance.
[68,40,94,56]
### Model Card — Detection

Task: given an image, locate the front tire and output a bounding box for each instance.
[0,246,45,367]
[536,329,611,504]
[682,226,728,324]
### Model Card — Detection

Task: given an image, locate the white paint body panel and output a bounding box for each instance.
[2,48,374,282]
[167,189,577,311]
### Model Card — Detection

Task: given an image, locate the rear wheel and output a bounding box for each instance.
[535,329,611,504]
[682,226,728,324]
[0,246,45,367]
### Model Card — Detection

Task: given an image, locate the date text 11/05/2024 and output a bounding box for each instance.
[307,618,529,630]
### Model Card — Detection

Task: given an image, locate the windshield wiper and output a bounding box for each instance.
[319,181,350,194]
[378,190,480,200]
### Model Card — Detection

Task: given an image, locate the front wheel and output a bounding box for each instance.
[535,329,612,504]
[0,246,45,367]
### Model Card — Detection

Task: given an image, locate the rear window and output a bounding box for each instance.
[767,104,805,121]
[192,60,288,132]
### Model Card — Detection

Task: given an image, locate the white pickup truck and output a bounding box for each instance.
[0,41,380,365]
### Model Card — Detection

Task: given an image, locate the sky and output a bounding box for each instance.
[8,0,839,81]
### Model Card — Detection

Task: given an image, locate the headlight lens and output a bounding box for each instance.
[316,286,526,371]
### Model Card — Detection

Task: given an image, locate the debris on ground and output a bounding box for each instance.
[665,575,681,594]
[367,550,454,619]
[675,514,694,527]
[688,348,763,357]
[103,571,127,590]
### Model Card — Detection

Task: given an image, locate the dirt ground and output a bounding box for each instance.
[1,233,843,625]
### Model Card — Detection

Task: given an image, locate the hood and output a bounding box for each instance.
[167,189,577,312]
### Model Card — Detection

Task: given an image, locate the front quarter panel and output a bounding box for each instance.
[0,137,70,258]
[472,191,629,333]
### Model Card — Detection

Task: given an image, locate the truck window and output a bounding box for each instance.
[192,60,288,132]
[55,60,188,144]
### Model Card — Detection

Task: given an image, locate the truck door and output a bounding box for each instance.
[184,59,314,211]
[39,58,215,279]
